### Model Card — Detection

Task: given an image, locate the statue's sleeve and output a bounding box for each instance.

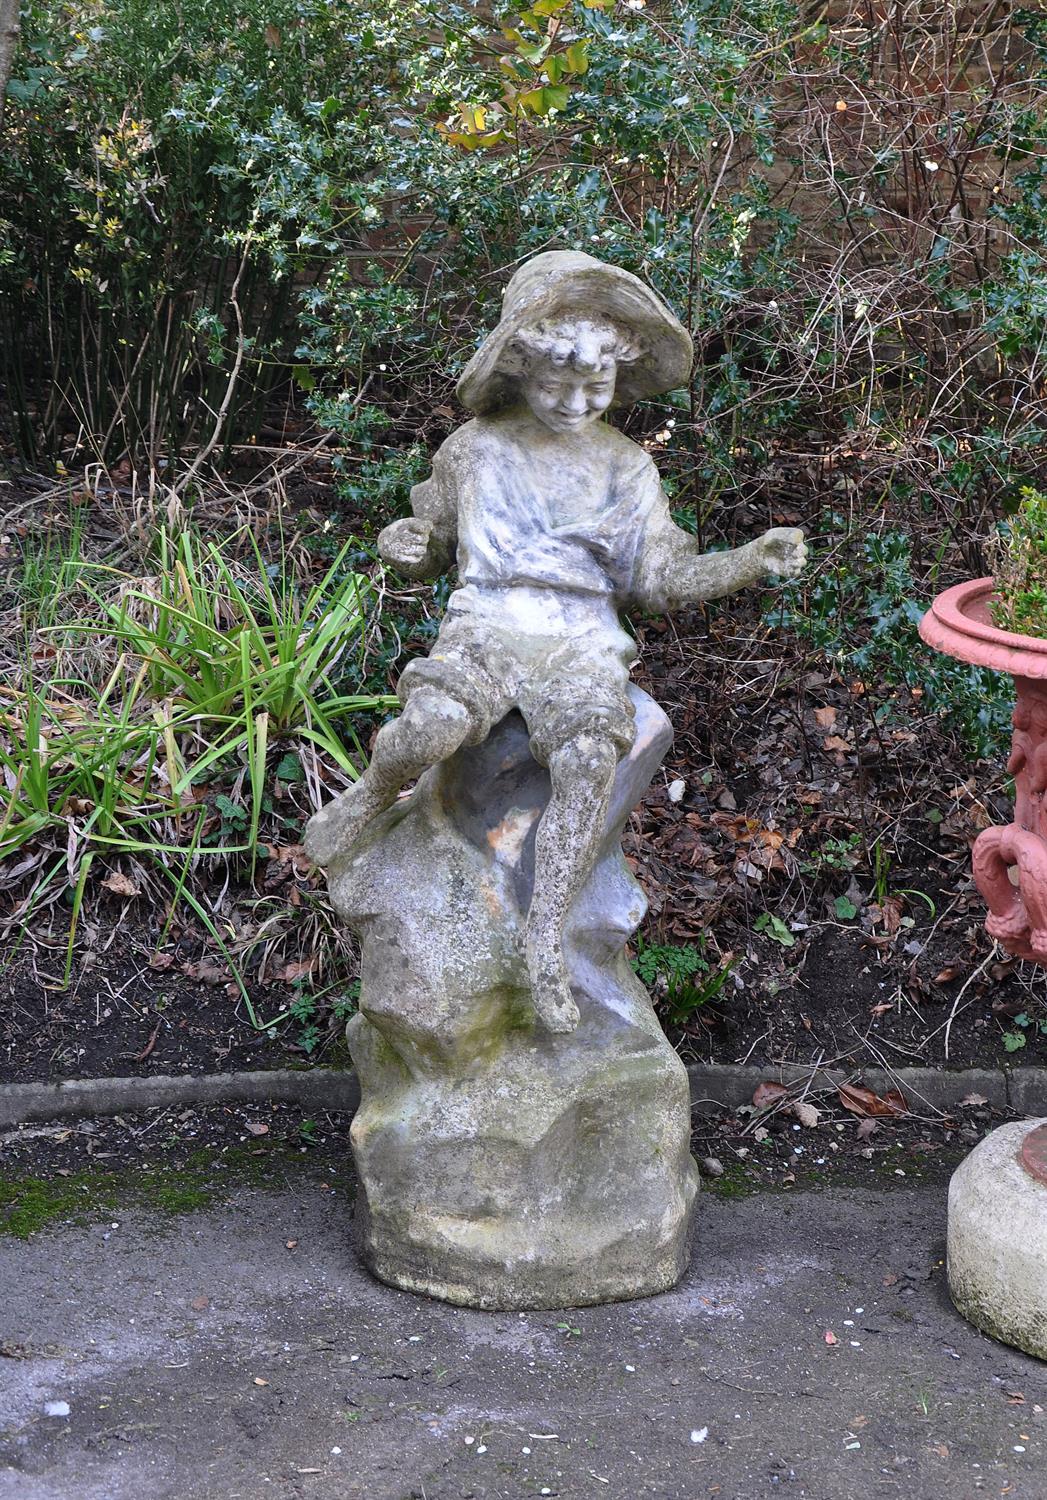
[630,478,774,614]
[624,463,686,614]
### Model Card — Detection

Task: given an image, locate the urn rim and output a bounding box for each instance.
[920,577,1047,680]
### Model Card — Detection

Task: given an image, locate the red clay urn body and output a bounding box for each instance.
[920,578,1047,965]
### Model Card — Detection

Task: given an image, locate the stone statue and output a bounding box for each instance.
[306,251,806,1309]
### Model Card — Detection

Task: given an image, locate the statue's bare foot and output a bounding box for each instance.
[304,781,389,867]
[526,942,580,1034]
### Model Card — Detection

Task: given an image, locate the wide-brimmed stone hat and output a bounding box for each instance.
[457,250,693,415]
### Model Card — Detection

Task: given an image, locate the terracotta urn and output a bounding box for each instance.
[920,578,1047,964]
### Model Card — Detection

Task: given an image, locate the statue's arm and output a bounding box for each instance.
[377,449,458,580]
[630,497,806,614]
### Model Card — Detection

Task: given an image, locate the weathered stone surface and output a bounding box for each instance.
[947,1118,1047,1360]
[327,688,698,1309]
[306,250,806,1309]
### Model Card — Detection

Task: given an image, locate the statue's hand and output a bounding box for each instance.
[378,517,433,572]
[755,527,807,579]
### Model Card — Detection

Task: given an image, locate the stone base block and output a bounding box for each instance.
[947,1118,1047,1361]
[349,1011,698,1311]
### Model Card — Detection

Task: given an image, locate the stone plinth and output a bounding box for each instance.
[947,1118,1047,1361]
[325,687,698,1310]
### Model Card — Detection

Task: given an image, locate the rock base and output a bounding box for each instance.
[349,1008,696,1310]
[947,1119,1047,1361]
[326,687,698,1310]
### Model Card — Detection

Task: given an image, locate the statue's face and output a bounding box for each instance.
[521,356,617,434]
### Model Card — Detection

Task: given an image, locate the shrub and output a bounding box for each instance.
[770,527,1013,760]
[989,487,1047,638]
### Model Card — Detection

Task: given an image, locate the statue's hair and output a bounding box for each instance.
[499,317,645,378]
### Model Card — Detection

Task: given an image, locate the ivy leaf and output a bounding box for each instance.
[754,912,794,947]
[564,40,590,74]
[517,83,569,116]
[275,751,303,784]
[543,54,566,84]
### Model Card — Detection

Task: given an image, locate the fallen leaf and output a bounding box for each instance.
[823,734,854,753]
[792,1101,821,1128]
[933,965,964,984]
[148,952,175,971]
[838,1083,908,1118]
[183,960,226,986]
[101,871,140,898]
[813,706,837,730]
[856,1117,880,1140]
[279,959,315,983]
[133,1022,161,1063]
[752,1081,789,1110]
[245,1122,269,1137]
[877,897,903,934]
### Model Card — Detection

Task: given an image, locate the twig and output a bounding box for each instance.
[169,234,254,501]
[938,949,997,1061]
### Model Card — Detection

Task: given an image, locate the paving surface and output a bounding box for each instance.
[2,1173,1047,1500]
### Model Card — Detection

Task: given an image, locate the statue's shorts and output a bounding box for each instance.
[396,584,637,766]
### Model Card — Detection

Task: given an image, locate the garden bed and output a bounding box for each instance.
[1,463,1045,1093]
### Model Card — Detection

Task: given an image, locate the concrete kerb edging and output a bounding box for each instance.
[0,1060,1044,1130]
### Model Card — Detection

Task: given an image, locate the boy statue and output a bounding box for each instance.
[305,251,806,1034]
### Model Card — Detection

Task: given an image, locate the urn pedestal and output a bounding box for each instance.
[947,1120,1047,1362]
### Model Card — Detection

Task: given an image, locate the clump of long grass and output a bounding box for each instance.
[0,521,394,1018]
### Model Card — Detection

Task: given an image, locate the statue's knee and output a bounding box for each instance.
[550,731,618,786]
[399,688,472,756]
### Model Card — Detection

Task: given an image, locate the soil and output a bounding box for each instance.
[0,924,339,1086]
[1,462,1046,1090]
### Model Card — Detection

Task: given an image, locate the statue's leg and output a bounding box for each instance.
[525,730,618,1033]
[305,689,472,864]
